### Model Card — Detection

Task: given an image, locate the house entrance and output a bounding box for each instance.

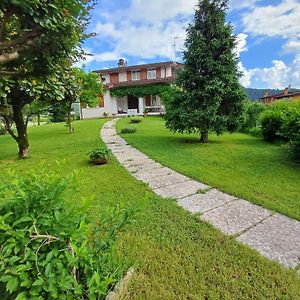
[128,95,139,112]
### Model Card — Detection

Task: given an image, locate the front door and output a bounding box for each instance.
[128,95,139,112]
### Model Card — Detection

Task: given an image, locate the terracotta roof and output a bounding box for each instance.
[261,91,300,99]
[106,77,174,89]
[94,61,182,74]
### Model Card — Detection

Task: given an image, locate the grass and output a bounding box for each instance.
[1,120,300,298]
[118,117,300,221]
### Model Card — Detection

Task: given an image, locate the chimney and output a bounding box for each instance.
[118,59,127,67]
[284,87,289,96]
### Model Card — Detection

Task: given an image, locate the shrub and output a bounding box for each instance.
[129,118,142,124]
[121,127,136,134]
[239,101,265,134]
[259,100,292,142]
[260,109,284,141]
[248,127,262,137]
[0,169,132,299]
[89,148,111,161]
[259,100,300,161]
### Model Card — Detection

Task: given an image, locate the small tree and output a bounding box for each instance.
[165,0,245,142]
[74,68,103,108]
[0,1,93,158]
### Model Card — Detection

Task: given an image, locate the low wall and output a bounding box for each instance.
[81,107,107,119]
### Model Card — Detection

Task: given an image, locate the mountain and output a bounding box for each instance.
[243,88,300,101]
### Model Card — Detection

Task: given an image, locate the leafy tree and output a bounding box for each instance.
[0,0,92,76]
[74,68,103,107]
[0,1,93,158]
[165,0,245,142]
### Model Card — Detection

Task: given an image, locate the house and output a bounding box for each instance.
[81,59,182,119]
[261,87,300,104]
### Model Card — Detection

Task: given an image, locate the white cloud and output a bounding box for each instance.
[239,0,300,88]
[244,59,300,89]
[242,0,300,39]
[283,39,300,53]
[91,0,195,62]
[230,0,261,10]
[235,33,248,55]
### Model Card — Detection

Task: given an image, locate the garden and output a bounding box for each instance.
[1,0,300,298]
[1,120,300,299]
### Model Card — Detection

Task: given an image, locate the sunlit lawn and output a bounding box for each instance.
[1,119,300,299]
[118,116,300,221]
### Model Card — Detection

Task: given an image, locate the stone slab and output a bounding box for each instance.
[125,162,163,174]
[154,180,209,199]
[134,167,175,181]
[201,200,271,235]
[178,189,237,214]
[146,173,189,189]
[237,214,300,268]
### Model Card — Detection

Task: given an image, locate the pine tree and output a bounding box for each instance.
[165,0,245,142]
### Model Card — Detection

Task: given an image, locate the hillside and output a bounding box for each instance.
[244,88,300,101]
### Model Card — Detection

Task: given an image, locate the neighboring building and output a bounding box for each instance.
[261,87,300,104]
[81,59,182,119]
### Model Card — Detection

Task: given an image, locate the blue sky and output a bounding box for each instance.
[79,0,300,89]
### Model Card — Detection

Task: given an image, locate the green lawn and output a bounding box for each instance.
[1,120,300,299]
[118,117,300,221]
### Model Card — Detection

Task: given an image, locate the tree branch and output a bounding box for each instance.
[1,114,18,141]
[0,51,19,63]
[0,70,20,76]
[0,28,42,51]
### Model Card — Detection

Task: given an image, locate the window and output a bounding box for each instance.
[147,68,156,80]
[151,95,160,106]
[132,70,140,80]
[101,74,110,84]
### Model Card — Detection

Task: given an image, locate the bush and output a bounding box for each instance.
[248,127,262,137]
[89,148,111,161]
[0,169,132,299]
[129,118,142,124]
[121,127,136,134]
[239,101,265,134]
[259,100,300,160]
[259,101,293,142]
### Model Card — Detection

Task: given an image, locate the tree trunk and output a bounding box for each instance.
[200,131,208,143]
[37,114,40,125]
[12,103,30,159]
[66,100,73,134]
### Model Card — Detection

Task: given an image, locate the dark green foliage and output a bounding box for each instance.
[89,148,111,161]
[0,169,132,299]
[111,85,172,98]
[260,100,300,160]
[259,101,292,142]
[121,127,136,134]
[239,101,265,134]
[164,0,245,142]
[0,0,93,76]
[130,118,142,124]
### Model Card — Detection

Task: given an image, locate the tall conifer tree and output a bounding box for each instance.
[165,0,245,142]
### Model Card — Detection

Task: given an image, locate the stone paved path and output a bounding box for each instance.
[101,119,300,270]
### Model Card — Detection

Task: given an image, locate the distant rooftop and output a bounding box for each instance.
[94,60,182,74]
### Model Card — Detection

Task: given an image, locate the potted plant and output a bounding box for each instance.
[89,148,111,165]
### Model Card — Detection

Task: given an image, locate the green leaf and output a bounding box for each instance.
[6,277,18,293]
[32,277,44,286]
[15,292,27,300]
